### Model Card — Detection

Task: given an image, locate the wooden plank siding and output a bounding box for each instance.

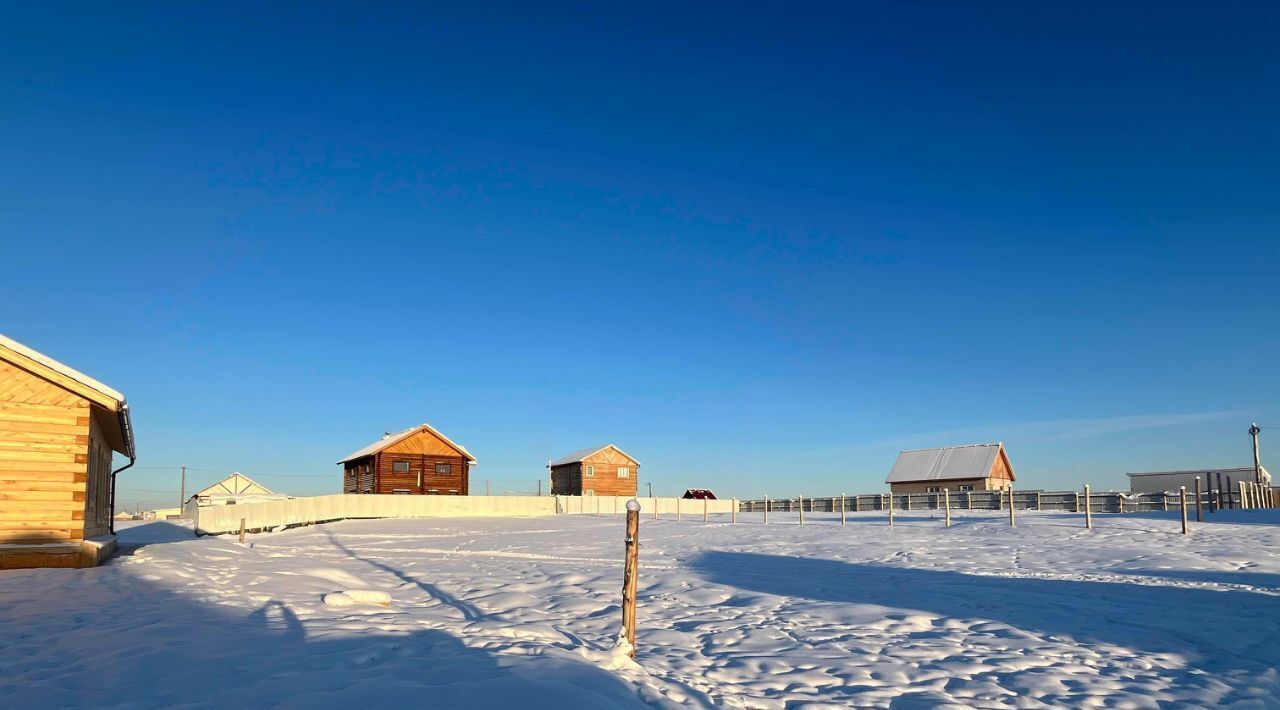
[551,446,638,497]
[342,428,472,495]
[0,359,92,545]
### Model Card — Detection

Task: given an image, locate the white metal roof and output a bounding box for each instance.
[549,444,640,467]
[885,443,1005,483]
[192,472,275,498]
[0,333,126,404]
[337,423,476,464]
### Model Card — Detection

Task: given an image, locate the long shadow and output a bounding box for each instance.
[322,529,484,622]
[1119,567,1280,589]
[0,568,646,708]
[114,520,197,556]
[692,551,1280,700]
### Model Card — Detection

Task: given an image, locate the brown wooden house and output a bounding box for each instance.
[339,423,475,495]
[549,444,639,497]
[886,442,1015,494]
[0,334,136,569]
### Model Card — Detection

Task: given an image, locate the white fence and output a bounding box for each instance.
[188,494,735,535]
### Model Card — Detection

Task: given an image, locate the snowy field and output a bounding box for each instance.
[2,509,1280,708]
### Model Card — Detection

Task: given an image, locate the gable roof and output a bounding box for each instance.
[1128,466,1269,479]
[886,443,1010,483]
[549,444,640,467]
[193,472,275,498]
[0,333,135,458]
[337,423,476,464]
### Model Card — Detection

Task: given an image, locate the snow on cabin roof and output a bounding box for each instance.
[886,443,1007,483]
[0,333,126,405]
[337,423,476,464]
[549,444,640,467]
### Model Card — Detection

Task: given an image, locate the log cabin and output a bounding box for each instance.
[549,444,639,497]
[886,443,1015,494]
[0,334,136,569]
[339,423,475,495]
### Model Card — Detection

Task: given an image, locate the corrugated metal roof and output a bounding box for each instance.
[337,423,476,464]
[192,472,275,498]
[885,443,1004,483]
[1128,466,1269,479]
[549,444,639,467]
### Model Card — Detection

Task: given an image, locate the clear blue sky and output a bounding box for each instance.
[2,2,1277,508]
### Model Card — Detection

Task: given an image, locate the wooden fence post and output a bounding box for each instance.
[888,491,894,527]
[840,493,846,527]
[906,494,912,512]
[621,499,640,659]
[731,498,737,524]
[1194,477,1203,522]
[703,497,708,524]
[676,496,681,521]
[1240,481,1248,510]
[798,495,804,526]
[1180,486,1189,535]
[239,518,246,544]
[967,491,972,510]
[1084,484,1092,529]
[1008,487,1015,527]
[944,489,951,527]
[764,495,769,524]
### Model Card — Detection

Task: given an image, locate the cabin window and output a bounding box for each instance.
[392,489,411,495]
[427,489,439,495]
[448,490,459,495]
[435,462,451,474]
[393,460,410,473]
[958,485,974,491]
[584,466,594,477]
[617,467,630,478]
[584,489,595,496]
[925,486,942,493]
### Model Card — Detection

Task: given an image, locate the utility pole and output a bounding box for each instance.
[485,479,490,496]
[1250,423,1263,486]
[180,464,186,508]
[646,482,652,498]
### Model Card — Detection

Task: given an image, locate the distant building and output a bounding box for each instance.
[188,472,286,507]
[0,334,136,569]
[549,444,639,497]
[1127,467,1271,495]
[886,443,1015,494]
[338,423,476,495]
[682,489,717,500]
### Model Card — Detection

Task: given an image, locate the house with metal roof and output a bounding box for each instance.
[338,423,476,495]
[886,443,1015,494]
[187,472,287,507]
[0,333,136,569]
[549,444,639,497]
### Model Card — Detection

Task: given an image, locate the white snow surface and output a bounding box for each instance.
[3,510,1280,708]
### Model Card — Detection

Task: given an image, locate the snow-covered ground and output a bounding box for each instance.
[3,509,1280,708]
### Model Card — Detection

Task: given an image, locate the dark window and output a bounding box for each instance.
[958,485,974,492]
[435,462,451,474]
[926,486,942,493]
[393,460,410,473]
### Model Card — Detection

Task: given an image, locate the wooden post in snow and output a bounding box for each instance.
[840,493,846,527]
[703,497,708,524]
[239,518,246,544]
[1084,484,1092,529]
[1180,486,1189,535]
[888,491,895,527]
[798,495,804,526]
[944,489,951,527]
[763,495,769,524]
[620,499,640,659]
[676,496,681,521]
[1007,487,1015,527]
[1194,477,1203,522]
[731,498,737,524]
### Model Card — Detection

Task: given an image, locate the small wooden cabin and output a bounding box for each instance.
[549,444,639,497]
[339,423,475,495]
[886,442,1015,494]
[0,334,136,569]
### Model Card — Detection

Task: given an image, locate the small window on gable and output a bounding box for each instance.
[435,462,451,474]
[584,466,595,477]
[393,460,411,473]
[617,467,630,478]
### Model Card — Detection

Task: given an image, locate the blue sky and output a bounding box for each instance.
[2,2,1277,508]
